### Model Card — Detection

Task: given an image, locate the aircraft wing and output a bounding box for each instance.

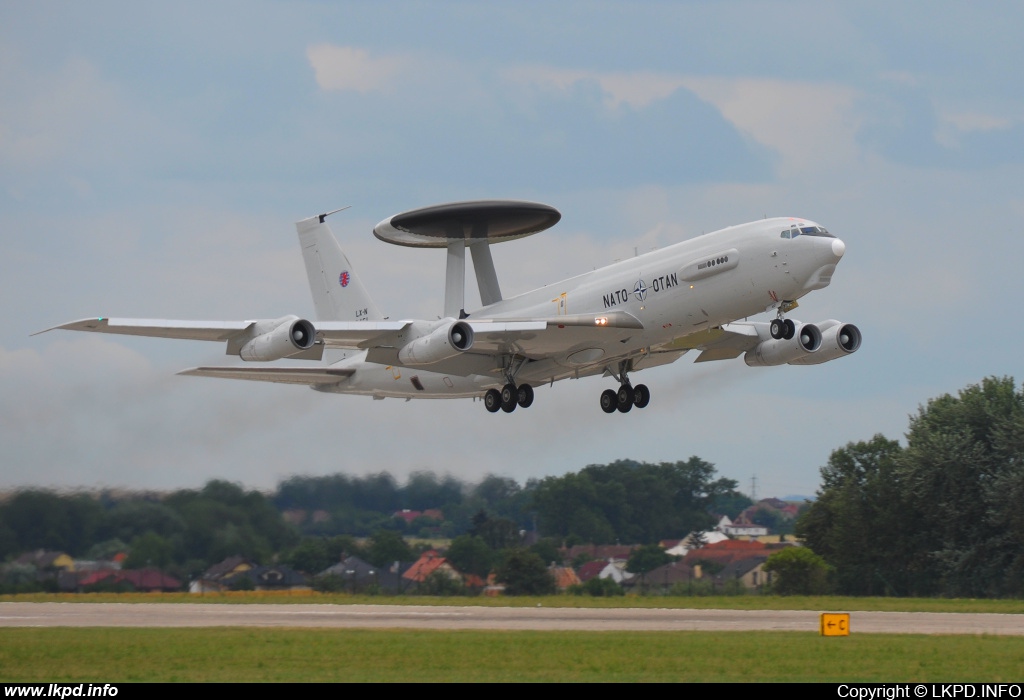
[670,322,763,362]
[34,317,253,341]
[178,366,354,385]
[36,311,644,370]
[35,317,409,344]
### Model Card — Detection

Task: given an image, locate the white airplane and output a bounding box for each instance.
[38,200,860,414]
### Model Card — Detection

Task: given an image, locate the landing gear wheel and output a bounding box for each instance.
[770,318,784,340]
[500,383,518,413]
[484,389,501,413]
[617,385,635,413]
[633,384,651,409]
[517,384,534,408]
[600,389,618,414]
[783,318,796,340]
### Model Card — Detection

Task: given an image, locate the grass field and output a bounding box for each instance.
[2,628,1023,682]
[3,591,1023,613]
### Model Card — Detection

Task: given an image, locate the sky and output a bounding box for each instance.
[3,1,1023,499]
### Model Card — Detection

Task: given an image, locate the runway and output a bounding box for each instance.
[1,603,1022,635]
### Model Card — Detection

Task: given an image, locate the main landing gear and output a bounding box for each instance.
[483,356,536,414]
[484,383,534,414]
[600,361,650,414]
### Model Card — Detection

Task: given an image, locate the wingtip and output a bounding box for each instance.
[30,317,109,337]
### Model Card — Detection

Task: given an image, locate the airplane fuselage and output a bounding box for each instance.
[315,217,845,400]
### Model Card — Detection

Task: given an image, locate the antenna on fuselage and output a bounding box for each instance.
[371,200,562,317]
[318,206,351,223]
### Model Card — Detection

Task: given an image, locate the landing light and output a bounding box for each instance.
[595,317,608,326]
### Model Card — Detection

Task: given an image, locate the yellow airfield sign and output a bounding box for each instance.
[820,613,850,636]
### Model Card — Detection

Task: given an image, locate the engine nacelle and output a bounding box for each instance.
[397,319,474,366]
[239,316,317,362]
[744,322,822,367]
[788,321,861,365]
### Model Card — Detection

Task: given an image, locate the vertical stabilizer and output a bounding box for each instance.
[295,214,384,322]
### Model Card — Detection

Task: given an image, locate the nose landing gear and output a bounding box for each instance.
[770,317,796,340]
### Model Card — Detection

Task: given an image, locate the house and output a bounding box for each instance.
[575,560,608,583]
[402,550,463,586]
[623,560,695,592]
[719,556,772,590]
[319,555,407,593]
[682,539,770,569]
[574,558,634,584]
[563,544,637,564]
[14,550,75,573]
[223,565,310,591]
[68,568,182,593]
[720,519,769,538]
[664,530,730,557]
[549,565,581,591]
[189,556,255,593]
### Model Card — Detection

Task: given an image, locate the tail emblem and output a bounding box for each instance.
[339,271,350,288]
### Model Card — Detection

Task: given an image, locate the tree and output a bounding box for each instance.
[685,530,708,550]
[626,544,674,585]
[469,511,521,550]
[762,547,833,595]
[363,530,413,568]
[284,539,333,575]
[709,491,754,520]
[577,577,624,597]
[416,570,466,596]
[0,491,104,557]
[797,377,1024,597]
[123,532,174,570]
[531,458,736,543]
[897,376,1024,596]
[495,549,556,596]
[445,535,494,578]
[796,435,910,595]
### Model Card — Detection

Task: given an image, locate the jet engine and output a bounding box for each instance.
[744,322,822,367]
[788,321,861,365]
[397,319,474,366]
[239,316,317,361]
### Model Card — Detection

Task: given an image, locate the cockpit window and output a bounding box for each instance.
[799,226,834,238]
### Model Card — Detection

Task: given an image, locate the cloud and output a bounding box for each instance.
[306,44,406,93]
[503,66,686,110]
[503,66,862,178]
[677,77,862,176]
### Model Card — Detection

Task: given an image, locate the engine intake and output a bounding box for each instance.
[789,321,861,365]
[239,316,317,362]
[744,322,822,367]
[397,319,474,366]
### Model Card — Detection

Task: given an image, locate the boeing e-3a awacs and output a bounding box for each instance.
[39,200,860,414]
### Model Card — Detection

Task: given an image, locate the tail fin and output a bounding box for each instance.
[295,213,384,322]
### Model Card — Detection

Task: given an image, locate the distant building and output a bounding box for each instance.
[402,550,463,587]
[319,555,407,593]
[190,556,255,593]
[63,568,182,593]
[222,565,310,592]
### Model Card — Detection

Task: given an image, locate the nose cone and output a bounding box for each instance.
[832,238,846,260]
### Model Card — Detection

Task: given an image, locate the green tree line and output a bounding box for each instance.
[797,376,1024,597]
